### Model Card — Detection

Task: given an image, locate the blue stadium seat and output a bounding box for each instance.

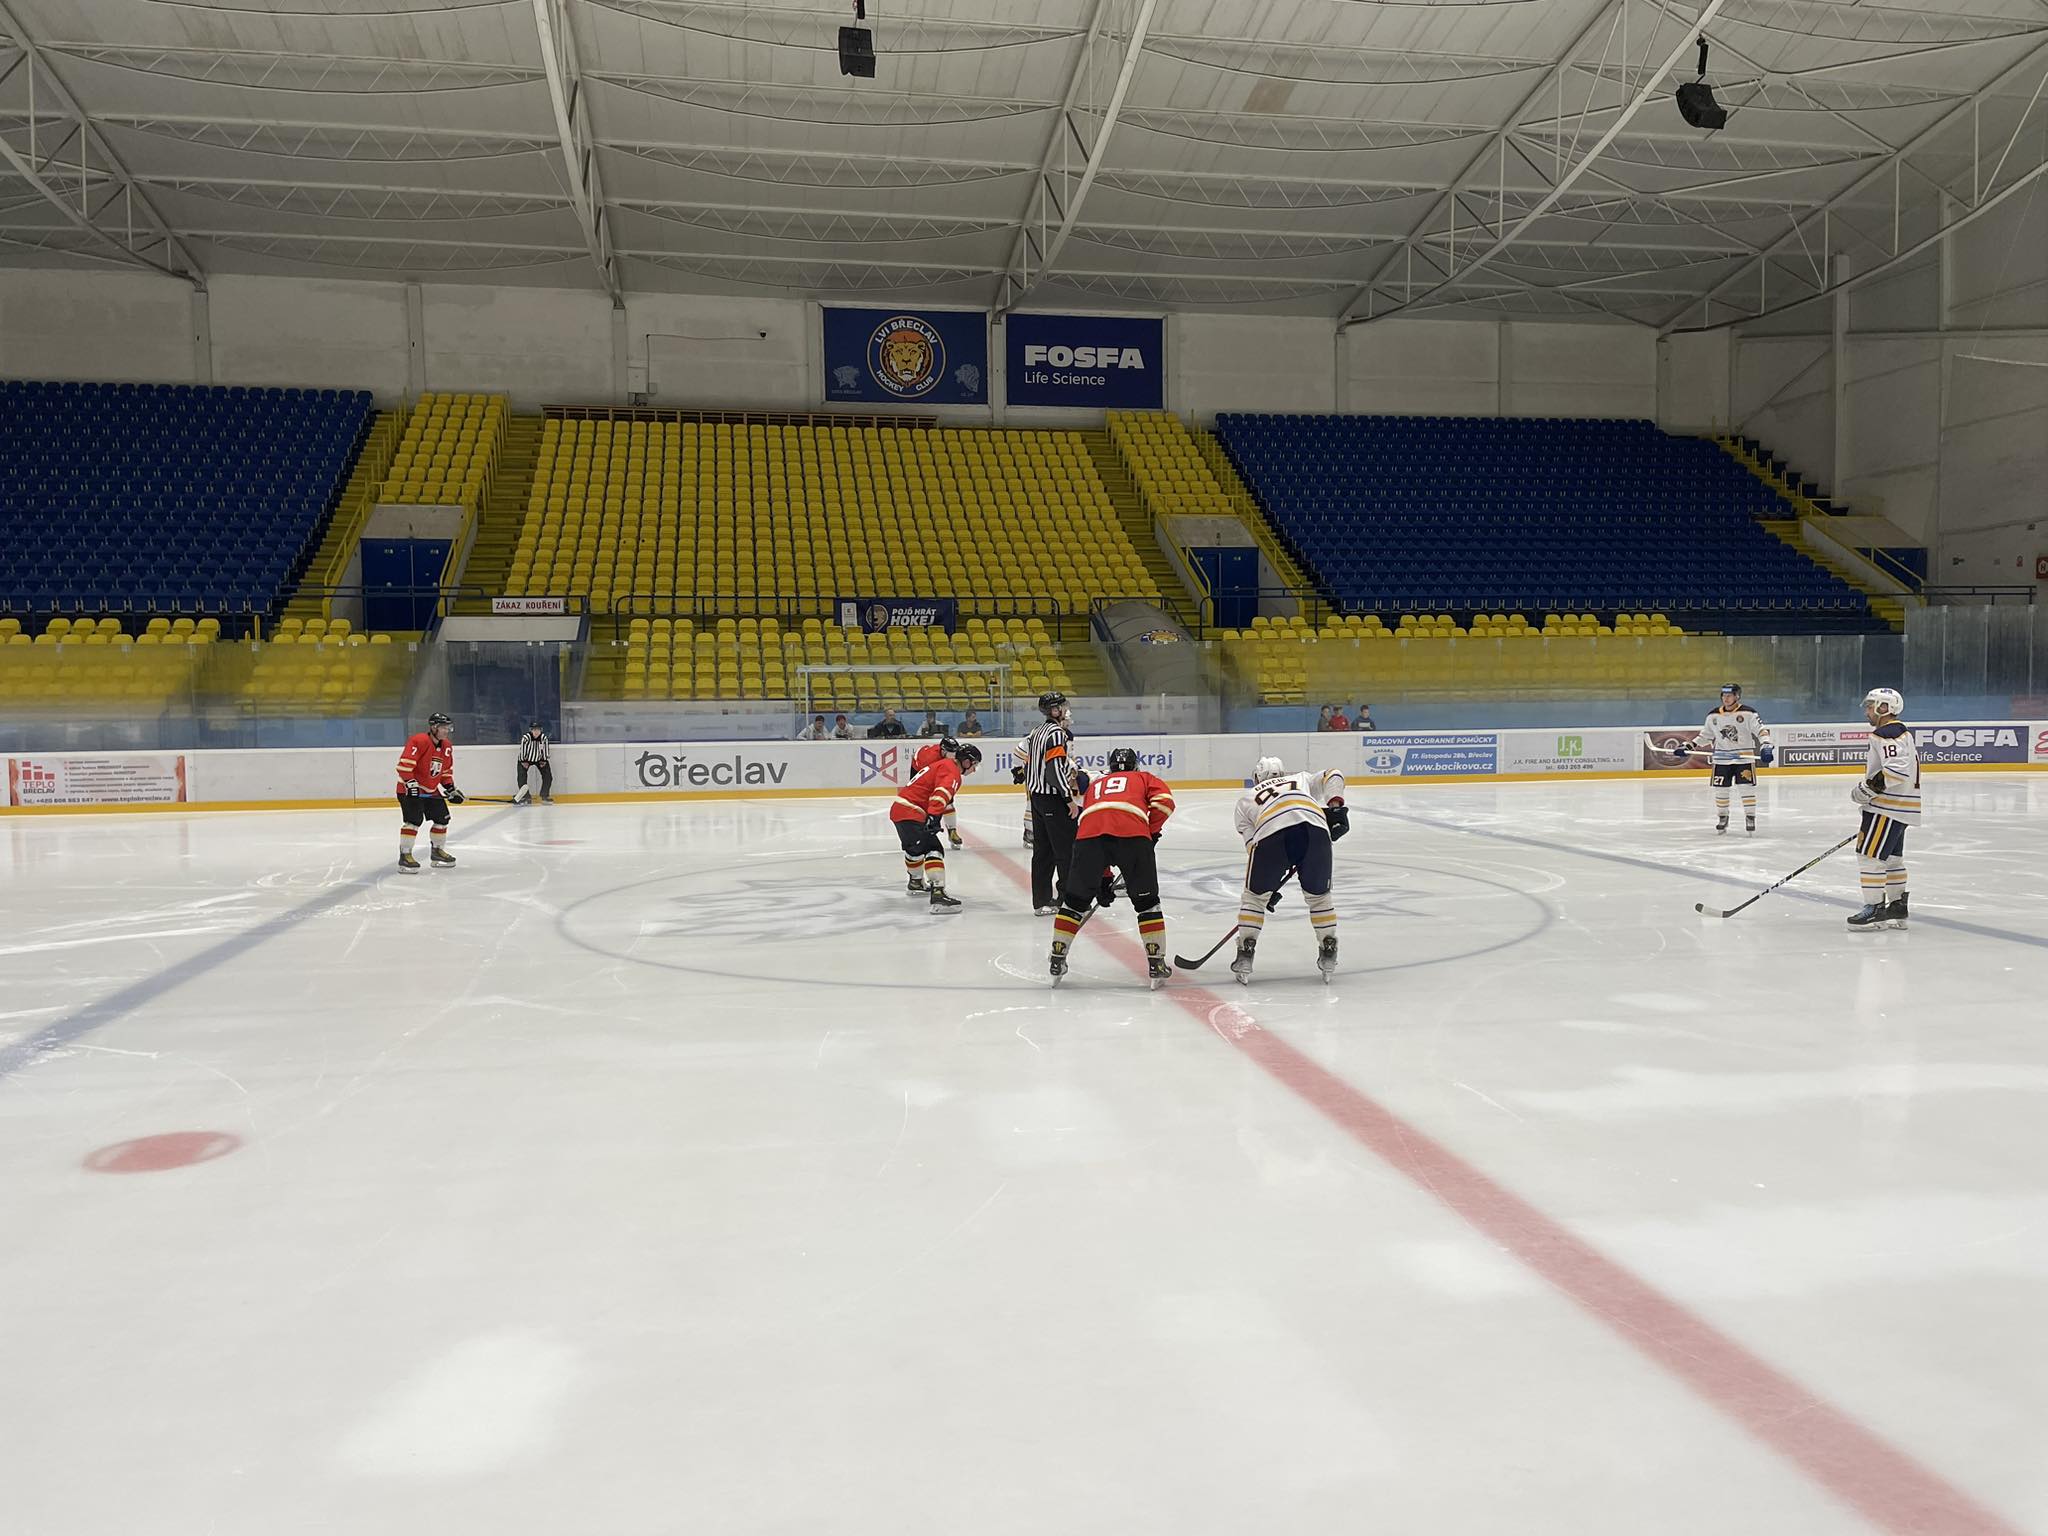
[0,380,372,623]
[1212,412,1884,632]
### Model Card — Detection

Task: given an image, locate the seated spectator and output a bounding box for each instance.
[867,708,908,739]
[797,715,830,741]
[831,713,855,740]
[957,709,986,737]
[1329,705,1350,731]
[1316,705,1335,732]
[918,709,947,738]
[1355,704,1375,732]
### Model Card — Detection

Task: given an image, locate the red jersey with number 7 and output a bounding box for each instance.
[395,732,455,796]
[891,759,962,823]
[1075,769,1175,840]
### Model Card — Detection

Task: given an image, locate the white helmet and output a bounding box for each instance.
[1863,687,1904,718]
[1254,756,1286,781]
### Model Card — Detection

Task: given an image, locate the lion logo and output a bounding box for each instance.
[867,315,945,398]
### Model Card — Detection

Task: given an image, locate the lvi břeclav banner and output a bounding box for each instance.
[823,307,988,406]
[1004,313,1164,409]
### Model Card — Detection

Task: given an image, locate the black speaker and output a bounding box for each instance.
[838,25,875,78]
[1676,80,1727,131]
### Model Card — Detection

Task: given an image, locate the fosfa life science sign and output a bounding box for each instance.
[822,307,988,405]
[1005,313,1164,409]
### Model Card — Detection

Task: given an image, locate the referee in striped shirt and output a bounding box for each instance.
[1024,691,1078,913]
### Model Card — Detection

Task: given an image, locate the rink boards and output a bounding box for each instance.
[5,720,2046,812]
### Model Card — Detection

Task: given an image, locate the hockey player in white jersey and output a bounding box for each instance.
[1692,683,1772,834]
[1848,687,1920,929]
[1229,756,1349,984]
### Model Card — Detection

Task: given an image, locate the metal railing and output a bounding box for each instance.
[1919,586,2035,606]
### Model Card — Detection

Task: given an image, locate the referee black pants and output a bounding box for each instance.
[1029,791,1076,908]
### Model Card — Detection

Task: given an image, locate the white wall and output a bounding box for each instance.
[1341,317,1657,420]
[1344,317,1498,416]
[1501,322,1658,417]
[0,268,197,383]
[1172,314,1337,422]
[1656,329,1732,433]
[1731,335,1834,486]
[419,284,615,405]
[209,275,411,398]
[1837,337,1940,543]
[628,293,809,408]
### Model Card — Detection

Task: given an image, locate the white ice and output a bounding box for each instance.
[3,773,2046,1536]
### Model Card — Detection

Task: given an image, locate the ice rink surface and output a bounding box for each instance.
[3,772,2046,1536]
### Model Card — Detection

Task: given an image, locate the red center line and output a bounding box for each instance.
[966,836,2021,1536]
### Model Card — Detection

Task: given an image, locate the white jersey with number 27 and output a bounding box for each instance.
[1235,769,1346,846]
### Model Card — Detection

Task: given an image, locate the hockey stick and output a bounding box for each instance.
[1695,832,1855,919]
[1174,872,1295,970]
[460,795,524,804]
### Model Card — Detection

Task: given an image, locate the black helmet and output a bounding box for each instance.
[1107,746,1139,773]
[1720,682,1741,696]
[940,735,960,755]
[427,711,453,729]
[954,743,983,770]
[1037,690,1067,717]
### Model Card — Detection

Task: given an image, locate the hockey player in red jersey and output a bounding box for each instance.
[890,742,980,913]
[1049,747,1176,988]
[911,735,966,847]
[395,711,465,873]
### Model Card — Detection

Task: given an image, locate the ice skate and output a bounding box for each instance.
[1715,813,1729,835]
[513,787,530,805]
[928,889,962,915]
[397,852,421,874]
[1147,956,1172,991]
[1884,894,1909,929]
[1745,814,1756,835]
[1049,943,1069,984]
[948,829,964,849]
[1033,904,1056,917]
[540,795,554,805]
[1229,934,1257,985]
[430,846,457,867]
[1317,934,1338,982]
[1022,826,1033,847]
[907,875,926,894]
[1846,902,1888,930]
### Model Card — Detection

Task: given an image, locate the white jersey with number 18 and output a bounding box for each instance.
[1235,770,1346,846]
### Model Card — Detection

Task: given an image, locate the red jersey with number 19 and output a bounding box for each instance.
[891,759,963,823]
[1075,769,1175,840]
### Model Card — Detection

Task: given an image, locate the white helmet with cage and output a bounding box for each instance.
[1863,687,1905,718]
[1254,756,1286,782]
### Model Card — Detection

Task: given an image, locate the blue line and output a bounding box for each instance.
[0,806,521,1084]
[1359,804,2048,952]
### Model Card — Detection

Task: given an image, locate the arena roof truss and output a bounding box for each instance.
[0,0,2039,326]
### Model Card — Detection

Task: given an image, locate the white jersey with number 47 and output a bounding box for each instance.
[1235,769,1346,846]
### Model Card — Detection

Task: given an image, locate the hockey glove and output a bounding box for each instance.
[1758,745,1776,768]
[926,814,944,832]
[1850,775,1879,807]
[1097,874,1118,908]
[444,786,466,805]
[1266,888,1284,912]
[402,778,426,796]
[1010,766,1026,785]
[1325,801,1351,841]
[1073,771,1090,796]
